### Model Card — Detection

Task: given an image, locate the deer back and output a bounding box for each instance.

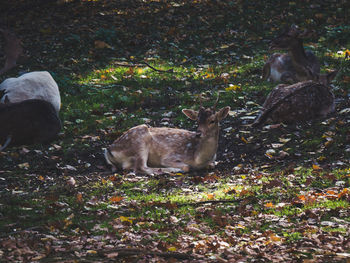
[0,71,61,113]
[253,80,334,125]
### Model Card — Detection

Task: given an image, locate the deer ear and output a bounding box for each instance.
[327,70,338,83]
[288,24,299,36]
[182,109,198,120]
[216,106,230,121]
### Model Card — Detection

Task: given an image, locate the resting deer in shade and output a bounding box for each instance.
[262,25,320,84]
[105,98,230,175]
[0,99,61,151]
[253,71,337,126]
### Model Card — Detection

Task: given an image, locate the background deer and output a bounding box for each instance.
[253,71,337,126]
[0,99,61,151]
[262,25,320,84]
[105,99,230,175]
[0,28,23,75]
[0,29,61,113]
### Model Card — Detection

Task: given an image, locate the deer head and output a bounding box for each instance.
[269,25,312,50]
[0,28,23,75]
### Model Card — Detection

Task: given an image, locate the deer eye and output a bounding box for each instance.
[210,120,216,124]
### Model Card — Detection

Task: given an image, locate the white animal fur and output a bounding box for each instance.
[105,106,230,175]
[0,71,61,113]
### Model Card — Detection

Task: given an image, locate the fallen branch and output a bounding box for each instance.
[100,248,195,260]
[178,198,243,207]
[0,225,41,238]
[113,61,173,73]
[0,135,12,152]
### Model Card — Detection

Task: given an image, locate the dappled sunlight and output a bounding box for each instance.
[0,0,350,262]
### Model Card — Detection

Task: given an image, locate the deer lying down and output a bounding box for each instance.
[0,99,61,151]
[262,25,320,84]
[253,71,337,126]
[105,105,230,175]
[0,71,61,113]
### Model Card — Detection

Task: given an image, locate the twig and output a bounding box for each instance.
[100,248,195,260]
[0,226,42,238]
[178,199,243,207]
[113,61,173,73]
[142,61,173,73]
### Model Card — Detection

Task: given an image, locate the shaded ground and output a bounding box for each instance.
[0,0,350,262]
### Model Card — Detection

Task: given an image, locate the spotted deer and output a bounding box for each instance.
[262,25,320,84]
[105,98,230,175]
[253,70,337,126]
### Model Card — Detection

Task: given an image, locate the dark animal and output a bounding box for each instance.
[0,99,61,150]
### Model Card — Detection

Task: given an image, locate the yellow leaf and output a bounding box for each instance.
[87,250,97,254]
[100,74,107,80]
[241,136,248,144]
[225,84,240,92]
[119,216,133,224]
[168,246,177,252]
[38,175,45,181]
[137,68,143,74]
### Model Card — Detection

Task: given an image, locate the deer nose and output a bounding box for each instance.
[195,131,202,138]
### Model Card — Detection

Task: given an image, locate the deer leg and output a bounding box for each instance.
[0,135,12,151]
[280,72,297,84]
[159,157,190,173]
[262,63,271,80]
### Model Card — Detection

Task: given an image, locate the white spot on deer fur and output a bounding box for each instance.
[270,68,282,81]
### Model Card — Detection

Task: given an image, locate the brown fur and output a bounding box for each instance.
[253,70,337,126]
[263,25,320,84]
[105,106,230,175]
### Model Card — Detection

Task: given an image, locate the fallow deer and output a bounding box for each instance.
[253,70,337,126]
[0,71,61,113]
[0,28,23,75]
[105,98,230,175]
[0,99,61,151]
[262,25,320,84]
[0,29,61,113]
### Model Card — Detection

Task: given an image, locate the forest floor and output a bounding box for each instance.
[0,0,350,262]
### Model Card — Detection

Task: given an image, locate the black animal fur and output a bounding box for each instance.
[0,99,61,149]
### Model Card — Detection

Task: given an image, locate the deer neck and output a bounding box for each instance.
[193,129,219,167]
[288,40,309,72]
